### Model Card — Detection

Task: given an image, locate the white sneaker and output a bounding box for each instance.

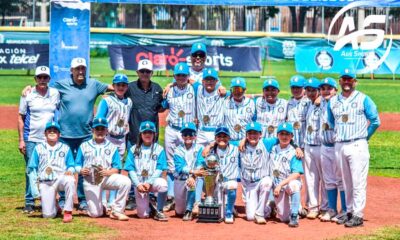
[331,212,346,223]
[225,215,234,224]
[320,210,337,222]
[254,214,267,224]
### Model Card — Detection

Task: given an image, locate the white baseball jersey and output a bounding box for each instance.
[75,139,121,171]
[189,68,203,83]
[19,87,60,142]
[196,85,226,129]
[213,145,240,182]
[222,97,256,141]
[173,144,205,175]
[255,97,288,138]
[286,97,306,147]
[320,99,336,145]
[269,144,303,186]
[164,85,196,128]
[304,103,322,146]
[97,95,132,137]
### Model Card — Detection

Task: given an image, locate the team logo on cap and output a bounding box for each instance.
[41,67,47,71]
[146,123,150,128]
[268,80,272,84]
[293,77,298,82]
[185,123,189,127]
[236,79,240,84]
[197,44,201,49]
[59,152,65,157]
[251,123,254,127]
[208,70,211,74]
[105,149,111,155]
[283,124,287,128]
[179,65,183,71]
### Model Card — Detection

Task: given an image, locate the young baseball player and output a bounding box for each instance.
[75,117,131,221]
[300,77,329,219]
[222,77,255,145]
[96,73,132,211]
[318,77,347,222]
[202,126,240,224]
[286,75,306,148]
[270,122,304,228]
[124,121,169,221]
[173,122,206,221]
[27,121,75,223]
[162,62,198,212]
[327,69,380,227]
[255,78,288,138]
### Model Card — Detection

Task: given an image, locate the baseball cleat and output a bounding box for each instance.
[288,214,299,228]
[254,214,267,224]
[77,201,88,211]
[298,207,308,219]
[182,210,193,221]
[23,205,35,214]
[306,210,319,219]
[225,214,234,224]
[331,212,346,223]
[110,211,129,221]
[63,211,73,223]
[320,210,337,222]
[154,211,168,222]
[125,197,137,211]
[192,202,200,215]
[345,215,363,228]
[337,213,352,225]
[163,198,175,212]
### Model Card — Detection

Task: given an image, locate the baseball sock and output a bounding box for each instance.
[340,191,347,212]
[290,192,301,215]
[195,177,204,203]
[327,189,338,212]
[226,189,236,217]
[186,190,195,211]
[167,173,175,199]
[157,191,167,212]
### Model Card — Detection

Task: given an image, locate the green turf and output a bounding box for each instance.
[338,226,400,240]
[0,58,399,112]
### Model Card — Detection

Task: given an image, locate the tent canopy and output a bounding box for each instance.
[82,0,400,7]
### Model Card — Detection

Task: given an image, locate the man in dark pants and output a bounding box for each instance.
[125,59,165,210]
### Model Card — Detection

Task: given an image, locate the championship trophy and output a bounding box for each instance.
[197,154,223,223]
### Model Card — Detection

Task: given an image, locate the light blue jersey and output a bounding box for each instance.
[320,99,335,145]
[304,103,322,146]
[212,145,240,182]
[255,97,288,138]
[327,90,380,142]
[286,97,306,147]
[196,85,226,131]
[173,144,205,176]
[270,144,304,186]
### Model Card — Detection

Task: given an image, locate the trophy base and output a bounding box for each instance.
[197,203,223,223]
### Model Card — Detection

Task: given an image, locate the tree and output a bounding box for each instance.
[0,0,27,26]
[289,6,310,32]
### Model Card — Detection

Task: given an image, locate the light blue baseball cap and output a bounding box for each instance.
[191,42,207,54]
[340,68,356,79]
[304,77,321,89]
[230,77,246,89]
[174,62,190,75]
[320,77,337,89]
[245,122,262,133]
[262,78,280,90]
[277,122,294,135]
[92,117,108,128]
[180,122,197,133]
[215,126,230,137]
[45,121,60,132]
[139,121,156,133]
[112,73,128,84]
[290,75,306,88]
[203,68,219,80]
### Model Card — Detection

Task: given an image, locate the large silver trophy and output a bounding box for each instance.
[198,153,223,223]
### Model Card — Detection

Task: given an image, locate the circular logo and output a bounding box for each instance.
[363,51,380,70]
[152,154,158,160]
[351,102,358,108]
[256,149,262,155]
[230,157,236,163]
[59,151,65,157]
[282,157,288,162]
[315,50,333,70]
[278,107,284,113]
[187,93,193,99]
[105,149,111,156]
[246,107,252,113]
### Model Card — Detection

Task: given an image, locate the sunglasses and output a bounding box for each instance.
[139,69,152,74]
[175,74,188,77]
[182,131,196,137]
[191,53,206,58]
[94,126,106,131]
[203,77,217,82]
[36,75,50,80]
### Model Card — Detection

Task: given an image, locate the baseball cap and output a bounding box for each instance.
[137,59,153,71]
[174,62,190,75]
[191,43,207,54]
[92,117,108,128]
[113,74,128,84]
[70,57,87,68]
[45,121,60,132]
[290,75,306,88]
[203,68,218,80]
[340,68,356,79]
[35,66,50,77]
[139,121,156,133]
[245,122,262,133]
[277,122,294,135]
[230,77,246,89]
[320,77,337,89]
[304,77,321,89]
[215,126,230,137]
[180,122,197,133]
[262,78,280,90]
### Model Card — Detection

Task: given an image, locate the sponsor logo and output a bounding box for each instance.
[61,40,78,50]
[210,39,224,46]
[63,16,78,26]
[315,50,333,70]
[138,38,153,45]
[0,47,39,64]
[282,40,296,59]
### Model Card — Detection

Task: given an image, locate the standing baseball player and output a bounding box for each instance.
[270,122,304,228]
[27,121,75,223]
[318,77,347,222]
[327,69,380,227]
[189,42,208,84]
[286,75,306,148]
[222,77,255,144]
[162,62,198,211]
[18,66,59,214]
[255,78,288,138]
[75,117,131,221]
[173,122,206,221]
[124,121,168,221]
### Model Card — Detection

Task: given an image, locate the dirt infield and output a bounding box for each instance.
[93,176,400,240]
[1,106,400,131]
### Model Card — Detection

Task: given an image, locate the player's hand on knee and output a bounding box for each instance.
[18,140,26,155]
[80,168,90,176]
[186,177,196,188]
[143,183,151,192]
[295,147,304,159]
[21,85,32,97]
[273,185,282,197]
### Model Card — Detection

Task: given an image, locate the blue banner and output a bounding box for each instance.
[295,46,400,74]
[0,44,48,69]
[108,45,261,72]
[49,1,90,84]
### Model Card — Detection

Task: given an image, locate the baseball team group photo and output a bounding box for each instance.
[1,0,400,239]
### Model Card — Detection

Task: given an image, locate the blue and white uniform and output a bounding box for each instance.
[75,139,131,217]
[27,141,75,218]
[286,97,307,148]
[124,143,168,218]
[255,97,288,138]
[328,90,380,218]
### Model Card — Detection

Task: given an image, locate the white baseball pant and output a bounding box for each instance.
[174,179,195,215]
[241,176,273,220]
[39,175,75,218]
[216,180,238,218]
[164,126,183,172]
[335,139,369,218]
[321,145,343,191]
[196,130,215,147]
[83,174,131,217]
[135,178,168,218]
[304,145,328,212]
[106,135,126,159]
[274,179,302,222]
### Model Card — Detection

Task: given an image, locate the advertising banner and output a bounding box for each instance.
[0,44,48,69]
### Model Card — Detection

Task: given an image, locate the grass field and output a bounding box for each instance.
[0,58,399,112]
